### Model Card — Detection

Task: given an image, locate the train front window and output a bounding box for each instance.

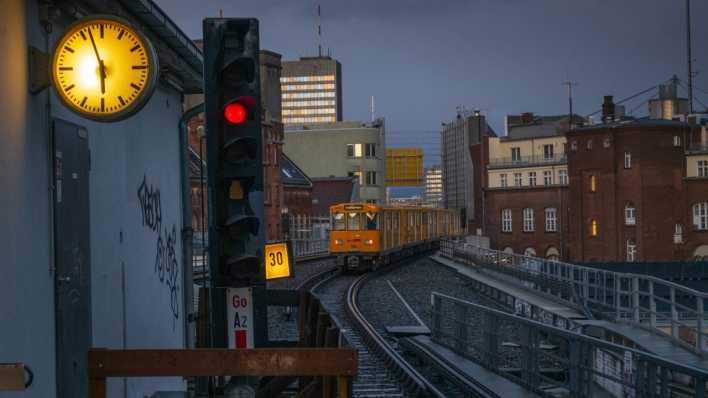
[366,212,378,230]
[347,212,361,230]
[333,212,346,230]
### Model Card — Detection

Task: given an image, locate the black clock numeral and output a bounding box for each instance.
[101,98,105,112]
[100,24,104,38]
[130,83,141,91]
[117,29,124,40]
[118,96,126,106]
[130,44,140,52]
[80,97,87,107]
[65,84,75,91]
[79,30,87,41]
[132,65,147,70]
[64,46,74,53]
[59,67,73,71]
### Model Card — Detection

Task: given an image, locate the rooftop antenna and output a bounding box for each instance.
[563,80,578,130]
[370,96,375,122]
[219,8,223,17]
[686,0,694,113]
[316,4,322,57]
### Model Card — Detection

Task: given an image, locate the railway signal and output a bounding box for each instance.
[204,18,264,288]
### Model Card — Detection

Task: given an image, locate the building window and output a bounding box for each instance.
[514,173,522,187]
[365,171,377,185]
[698,160,708,178]
[543,144,554,160]
[570,141,577,151]
[559,169,568,185]
[528,172,537,186]
[590,175,597,192]
[500,173,508,188]
[603,137,611,148]
[590,219,599,236]
[364,143,376,158]
[694,202,708,230]
[524,247,537,257]
[347,143,362,158]
[348,171,362,184]
[587,140,593,150]
[501,209,512,232]
[543,170,552,185]
[674,223,683,244]
[673,135,681,147]
[624,204,636,225]
[545,208,557,232]
[511,147,521,162]
[627,239,637,262]
[624,152,632,169]
[366,199,377,204]
[523,208,534,232]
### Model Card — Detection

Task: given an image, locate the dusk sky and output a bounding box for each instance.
[157,0,708,165]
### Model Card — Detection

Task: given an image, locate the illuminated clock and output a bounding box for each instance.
[51,15,159,122]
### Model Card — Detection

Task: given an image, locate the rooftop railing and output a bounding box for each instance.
[488,153,567,169]
[441,240,708,356]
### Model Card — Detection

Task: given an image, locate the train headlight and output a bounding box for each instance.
[335,239,344,245]
[364,239,374,245]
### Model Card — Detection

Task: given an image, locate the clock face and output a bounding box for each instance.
[51,16,158,122]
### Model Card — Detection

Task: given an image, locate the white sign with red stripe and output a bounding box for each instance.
[226,287,254,349]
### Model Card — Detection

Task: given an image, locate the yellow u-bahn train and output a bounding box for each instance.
[329,203,462,272]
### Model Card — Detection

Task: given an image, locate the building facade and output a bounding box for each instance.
[311,177,359,216]
[424,165,443,207]
[473,133,570,259]
[1,1,202,397]
[441,113,495,231]
[280,56,342,125]
[566,119,708,262]
[283,119,386,203]
[281,153,314,217]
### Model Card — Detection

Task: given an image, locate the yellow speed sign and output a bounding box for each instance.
[264,241,294,280]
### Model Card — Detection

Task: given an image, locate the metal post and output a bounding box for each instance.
[632,277,640,323]
[697,296,705,352]
[615,276,622,320]
[649,281,657,328]
[431,294,441,342]
[670,287,679,339]
[569,338,581,396]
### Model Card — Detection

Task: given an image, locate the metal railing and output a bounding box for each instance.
[487,153,567,169]
[441,240,708,355]
[287,215,330,259]
[431,292,708,398]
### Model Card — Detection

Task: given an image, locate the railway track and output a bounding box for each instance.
[308,264,447,398]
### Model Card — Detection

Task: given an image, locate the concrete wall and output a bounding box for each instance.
[0,2,186,396]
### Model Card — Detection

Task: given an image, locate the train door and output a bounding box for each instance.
[383,210,389,251]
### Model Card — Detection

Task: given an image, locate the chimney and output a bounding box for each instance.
[521,112,534,124]
[602,96,615,123]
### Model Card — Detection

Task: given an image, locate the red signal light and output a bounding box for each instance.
[224,102,247,125]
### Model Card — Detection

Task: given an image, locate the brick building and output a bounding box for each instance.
[470,96,708,262]
[566,106,708,262]
[281,153,313,216]
[311,177,359,216]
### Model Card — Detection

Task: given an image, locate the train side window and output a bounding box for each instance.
[366,212,378,230]
[333,212,346,230]
[347,212,361,230]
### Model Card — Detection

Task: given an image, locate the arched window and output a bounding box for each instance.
[546,247,560,261]
[590,219,599,236]
[523,208,535,232]
[693,245,708,261]
[624,203,636,225]
[524,247,536,257]
[502,247,514,254]
[590,175,597,192]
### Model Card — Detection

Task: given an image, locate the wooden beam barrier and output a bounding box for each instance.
[88,348,357,398]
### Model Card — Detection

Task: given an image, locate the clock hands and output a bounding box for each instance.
[87,27,106,94]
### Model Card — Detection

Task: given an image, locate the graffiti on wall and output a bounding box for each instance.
[138,175,180,329]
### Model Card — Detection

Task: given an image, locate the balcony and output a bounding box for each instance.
[686,144,708,155]
[488,153,567,169]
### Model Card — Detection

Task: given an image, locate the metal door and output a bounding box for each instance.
[53,119,91,398]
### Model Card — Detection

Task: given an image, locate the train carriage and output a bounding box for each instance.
[329,203,461,272]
